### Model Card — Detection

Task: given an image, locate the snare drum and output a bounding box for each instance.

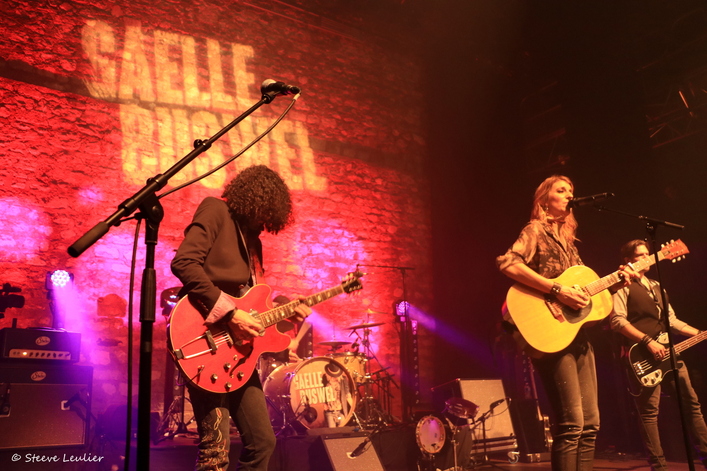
[416,415,447,455]
[263,357,357,429]
[325,352,367,382]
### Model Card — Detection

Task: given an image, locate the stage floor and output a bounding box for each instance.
[2,432,702,470]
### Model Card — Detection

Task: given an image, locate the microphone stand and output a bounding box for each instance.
[348,420,385,459]
[67,89,284,471]
[592,204,694,471]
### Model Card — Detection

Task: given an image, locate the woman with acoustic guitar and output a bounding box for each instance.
[497,175,634,471]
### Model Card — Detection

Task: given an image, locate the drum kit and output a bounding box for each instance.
[262,318,396,435]
[416,397,480,471]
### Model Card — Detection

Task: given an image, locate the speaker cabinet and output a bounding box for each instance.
[312,435,385,471]
[432,378,517,463]
[0,363,92,449]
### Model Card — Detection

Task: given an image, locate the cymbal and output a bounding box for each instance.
[364,308,387,315]
[444,397,479,420]
[318,340,350,347]
[346,321,384,330]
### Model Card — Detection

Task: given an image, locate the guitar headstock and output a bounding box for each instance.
[660,239,689,262]
[342,271,364,294]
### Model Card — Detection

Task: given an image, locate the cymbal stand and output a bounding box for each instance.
[444,418,461,471]
[155,371,197,444]
[352,325,395,428]
[267,395,292,437]
[469,408,505,470]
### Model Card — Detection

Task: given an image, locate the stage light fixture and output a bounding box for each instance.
[46,270,74,290]
[46,270,75,329]
[395,300,410,316]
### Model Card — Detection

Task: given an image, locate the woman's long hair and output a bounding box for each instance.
[222,165,293,234]
[530,175,578,242]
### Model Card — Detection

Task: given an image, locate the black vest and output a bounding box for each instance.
[625,278,669,338]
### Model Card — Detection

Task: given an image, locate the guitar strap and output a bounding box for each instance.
[640,278,666,316]
[234,220,258,291]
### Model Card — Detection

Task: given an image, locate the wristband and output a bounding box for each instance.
[550,282,562,297]
[640,334,652,346]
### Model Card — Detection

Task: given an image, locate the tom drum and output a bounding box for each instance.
[416,415,447,455]
[325,352,367,383]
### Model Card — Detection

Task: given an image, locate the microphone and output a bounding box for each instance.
[490,398,506,410]
[261,79,301,96]
[300,395,317,424]
[568,192,615,209]
[349,437,370,458]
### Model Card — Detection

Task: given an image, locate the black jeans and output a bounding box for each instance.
[534,335,600,471]
[635,361,707,470]
[188,372,276,471]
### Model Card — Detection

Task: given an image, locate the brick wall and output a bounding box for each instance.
[0,0,432,425]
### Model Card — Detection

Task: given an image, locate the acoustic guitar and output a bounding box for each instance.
[505,240,688,354]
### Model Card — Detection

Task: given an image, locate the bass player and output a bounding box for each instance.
[610,239,707,470]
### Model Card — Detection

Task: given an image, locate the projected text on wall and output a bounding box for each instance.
[81,19,325,191]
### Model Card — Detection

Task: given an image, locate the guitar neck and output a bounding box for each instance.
[255,285,346,328]
[674,330,707,355]
[584,253,661,297]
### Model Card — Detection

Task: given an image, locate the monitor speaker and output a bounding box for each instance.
[313,435,385,471]
[0,363,92,449]
[432,378,515,439]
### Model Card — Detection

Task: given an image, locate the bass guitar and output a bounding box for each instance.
[628,330,707,387]
[505,239,688,354]
[168,274,363,393]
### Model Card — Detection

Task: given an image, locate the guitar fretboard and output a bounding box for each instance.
[584,253,663,297]
[675,330,707,355]
[255,285,346,328]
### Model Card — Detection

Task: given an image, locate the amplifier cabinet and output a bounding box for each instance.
[0,363,92,449]
[431,378,517,467]
[0,328,81,362]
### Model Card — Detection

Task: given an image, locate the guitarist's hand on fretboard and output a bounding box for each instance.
[618,264,640,287]
[291,296,312,322]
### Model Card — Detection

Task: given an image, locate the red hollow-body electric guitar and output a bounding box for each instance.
[168,274,363,393]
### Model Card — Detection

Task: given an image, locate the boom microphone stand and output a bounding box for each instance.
[592,203,694,471]
[67,83,297,471]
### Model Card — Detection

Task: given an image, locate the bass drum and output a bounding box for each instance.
[416,415,447,455]
[264,357,357,429]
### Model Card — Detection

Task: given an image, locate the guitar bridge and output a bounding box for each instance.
[544,298,565,322]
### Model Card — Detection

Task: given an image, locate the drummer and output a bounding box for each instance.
[272,295,312,360]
